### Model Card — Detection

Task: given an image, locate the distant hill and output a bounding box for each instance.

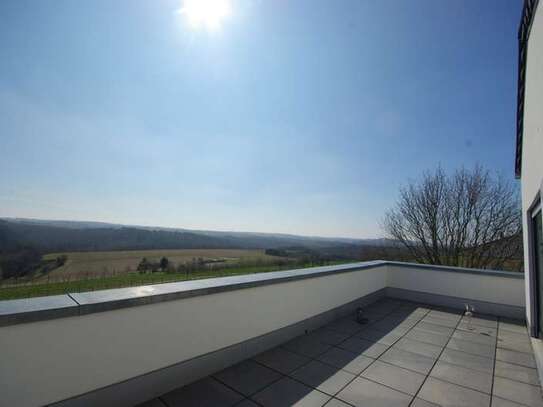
[0,218,392,253]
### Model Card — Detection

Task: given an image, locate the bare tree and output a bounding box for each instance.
[383,166,522,270]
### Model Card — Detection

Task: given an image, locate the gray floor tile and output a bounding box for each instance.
[456,321,498,337]
[213,360,282,396]
[418,377,490,407]
[460,314,497,328]
[426,314,461,324]
[136,399,167,407]
[317,346,374,375]
[283,335,332,358]
[336,376,412,407]
[394,337,443,359]
[406,328,449,346]
[253,347,311,374]
[494,360,540,385]
[310,328,351,346]
[498,328,531,341]
[492,396,530,407]
[452,330,496,346]
[323,398,352,407]
[410,398,440,407]
[379,314,421,325]
[145,300,539,407]
[251,377,331,407]
[356,328,403,346]
[379,347,435,374]
[428,306,463,321]
[234,400,259,407]
[421,316,459,328]
[416,321,455,336]
[446,337,495,359]
[371,323,413,336]
[162,377,244,407]
[338,337,389,358]
[290,360,355,396]
[430,360,492,393]
[362,308,393,319]
[499,320,528,335]
[391,310,429,320]
[493,376,543,407]
[497,330,533,353]
[361,360,425,395]
[496,348,537,368]
[326,319,365,335]
[356,315,383,326]
[439,348,494,374]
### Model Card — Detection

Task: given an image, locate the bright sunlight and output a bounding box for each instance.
[180,0,232,30]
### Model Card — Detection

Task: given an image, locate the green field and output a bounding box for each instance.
[39,249,278,280]
[0,259,351,300]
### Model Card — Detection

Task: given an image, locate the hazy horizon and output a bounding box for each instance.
[1,0,523,238]
[2,216,387,241]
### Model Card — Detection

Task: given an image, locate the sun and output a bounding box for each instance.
[180,0,232,31]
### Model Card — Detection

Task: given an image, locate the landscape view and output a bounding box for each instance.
[0,217,401,299]
[4,1,543,407]
[0,164,524,300]
[1,1,524,302]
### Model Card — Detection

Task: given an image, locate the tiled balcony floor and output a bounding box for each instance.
[140,299,542,407]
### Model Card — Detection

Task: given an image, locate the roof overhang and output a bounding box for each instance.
[516,0,540,178]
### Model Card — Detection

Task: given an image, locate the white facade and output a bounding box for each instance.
[521,1,543,331]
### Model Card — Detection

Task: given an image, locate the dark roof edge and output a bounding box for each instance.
[516,0,540,178]
[0,260,523,327]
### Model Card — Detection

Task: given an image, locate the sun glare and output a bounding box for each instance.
[181,0,232,30]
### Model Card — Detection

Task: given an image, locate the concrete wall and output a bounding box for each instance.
[522,3,543,328]
[0,263,524,407]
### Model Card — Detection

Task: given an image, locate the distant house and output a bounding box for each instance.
[517,0,543,342]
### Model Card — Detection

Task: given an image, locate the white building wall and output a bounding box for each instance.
[522,3,543,327]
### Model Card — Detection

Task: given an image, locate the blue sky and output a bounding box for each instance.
[0,0,523,238]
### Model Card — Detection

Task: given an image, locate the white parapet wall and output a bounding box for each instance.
[0,261,525,407]
[386,263,526,311]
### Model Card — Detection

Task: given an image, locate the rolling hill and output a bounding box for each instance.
[0,218,391,253]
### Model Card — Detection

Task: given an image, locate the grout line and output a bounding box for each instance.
[489,318,501,407]
[209,375,264,406]
[325,301,410,401]
[330,301,435,405]
[246,304,395,401]
[153,300,527,407]
[169,301,437,405]
[408,306,466,407]
[327,306,508,401]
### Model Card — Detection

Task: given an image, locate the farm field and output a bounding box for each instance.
[0,258,353,300]
[39,249,279,280]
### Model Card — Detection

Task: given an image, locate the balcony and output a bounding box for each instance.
[142,299,537,407]
[0,261,538,407]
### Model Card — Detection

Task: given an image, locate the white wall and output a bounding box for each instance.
[0,267,386,407]
[387,265,525,308]
[522,3,543,327]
